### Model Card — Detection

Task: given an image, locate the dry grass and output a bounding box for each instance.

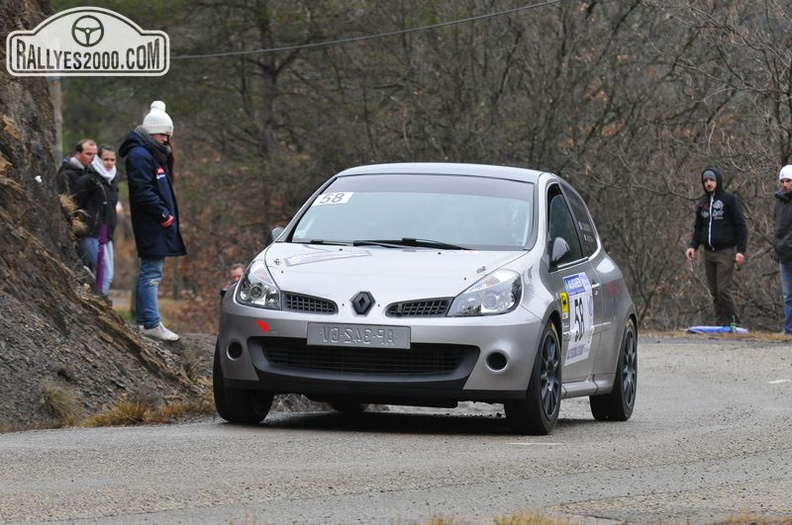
[421,514,792,525]
[712,517,792,525]
[39,380,81,424]
[494,513,573,525]
[82,394,214,428]
[420,514,574,525]
[85,399,151,426]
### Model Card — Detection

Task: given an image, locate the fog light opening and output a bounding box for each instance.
[227,342,243,360]
[486,351,509,372]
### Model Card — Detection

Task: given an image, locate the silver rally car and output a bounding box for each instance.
[214,163,637,434]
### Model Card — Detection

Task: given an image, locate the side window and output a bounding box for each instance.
[548,190,583,262]
[562,184,600,257]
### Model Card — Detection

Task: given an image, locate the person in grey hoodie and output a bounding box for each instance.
[773,165,792,334]
[685,167,748,326]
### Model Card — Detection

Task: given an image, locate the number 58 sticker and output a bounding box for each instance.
[312,192,354,206]
[562,273,594,365]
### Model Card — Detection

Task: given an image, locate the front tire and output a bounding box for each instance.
[590,319,637,421]
[505,321,562,435]
[213,344,273,424]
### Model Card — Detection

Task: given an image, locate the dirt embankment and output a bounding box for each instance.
[0,2,211,430]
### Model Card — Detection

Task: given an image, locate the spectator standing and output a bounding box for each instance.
[55,138,114,298]
[773,165,792,334]
[685,167,748,326]
[73,143,120,301]
[221,263,245,297]
[56,139,97,239]
[119,101,186,342]
[55,139,97,197]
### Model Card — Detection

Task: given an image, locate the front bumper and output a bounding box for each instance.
[216,295,545,405]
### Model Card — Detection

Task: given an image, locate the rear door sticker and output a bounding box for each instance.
[562,273,594,365]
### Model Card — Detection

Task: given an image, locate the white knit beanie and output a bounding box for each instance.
[141,100,173,136]
[780,165,792,181]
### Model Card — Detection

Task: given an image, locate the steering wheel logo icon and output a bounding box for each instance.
[71,15,104,47]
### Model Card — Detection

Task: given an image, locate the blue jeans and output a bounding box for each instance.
[80,237,114,295]
[780,262,792,334]
[137,258,164,329]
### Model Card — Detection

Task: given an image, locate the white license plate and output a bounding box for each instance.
[307,323,411,349]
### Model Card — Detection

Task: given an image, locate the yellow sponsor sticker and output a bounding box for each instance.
[560,292,569,314]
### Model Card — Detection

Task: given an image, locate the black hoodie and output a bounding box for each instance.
[688,167,748,253]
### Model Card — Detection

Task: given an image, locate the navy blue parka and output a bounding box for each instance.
[119,128,186,259]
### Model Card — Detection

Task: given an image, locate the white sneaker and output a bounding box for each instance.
[141,322,180,342]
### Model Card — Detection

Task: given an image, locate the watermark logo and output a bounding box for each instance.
[6,7,169,76]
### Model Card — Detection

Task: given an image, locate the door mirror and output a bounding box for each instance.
[268,226,284,244]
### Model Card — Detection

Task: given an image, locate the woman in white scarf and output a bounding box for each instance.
[80,144,119,301]
[91,144,117,183]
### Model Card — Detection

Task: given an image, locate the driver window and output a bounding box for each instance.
[549,192,583,262]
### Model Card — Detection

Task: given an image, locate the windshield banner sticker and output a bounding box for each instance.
[312,192,354,206]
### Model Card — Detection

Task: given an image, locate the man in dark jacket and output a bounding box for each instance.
[55,139,97,197]
[773,165,792,334]
[56,139,109,294]
[119,101,186,342]
[56,139,98,222]
[685,167,748,326]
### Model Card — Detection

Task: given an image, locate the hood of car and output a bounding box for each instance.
[264,243,528,300]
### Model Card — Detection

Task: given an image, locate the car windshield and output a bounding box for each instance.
[291,173,534,250]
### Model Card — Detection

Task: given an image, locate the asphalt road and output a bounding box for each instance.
[1,334,791,525]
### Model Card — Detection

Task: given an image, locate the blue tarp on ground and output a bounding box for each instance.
[686,325,749,334]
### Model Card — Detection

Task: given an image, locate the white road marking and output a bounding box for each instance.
[767,379,790,384]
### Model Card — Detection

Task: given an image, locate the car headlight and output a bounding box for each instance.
[448,269,521,316]
[235,260,282,310]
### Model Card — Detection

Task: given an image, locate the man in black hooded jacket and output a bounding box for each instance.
[773,165,792,334]
[685,167,748,326]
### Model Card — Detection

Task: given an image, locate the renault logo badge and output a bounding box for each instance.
[351,291,374,315]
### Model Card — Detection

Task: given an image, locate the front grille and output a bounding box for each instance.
[257,337,477,375]
[386,299,450,317]
[284,293,337,314]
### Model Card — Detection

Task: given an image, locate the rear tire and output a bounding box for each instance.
[213,344,273,424]
[505,321,562,435]
[590,319,637,421]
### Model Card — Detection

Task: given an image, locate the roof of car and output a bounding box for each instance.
[335,162,548,183]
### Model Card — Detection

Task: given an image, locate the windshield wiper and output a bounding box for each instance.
[352,238,467,250]
[294,239,353,246]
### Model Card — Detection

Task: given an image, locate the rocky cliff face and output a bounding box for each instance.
[0,1,198,430]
